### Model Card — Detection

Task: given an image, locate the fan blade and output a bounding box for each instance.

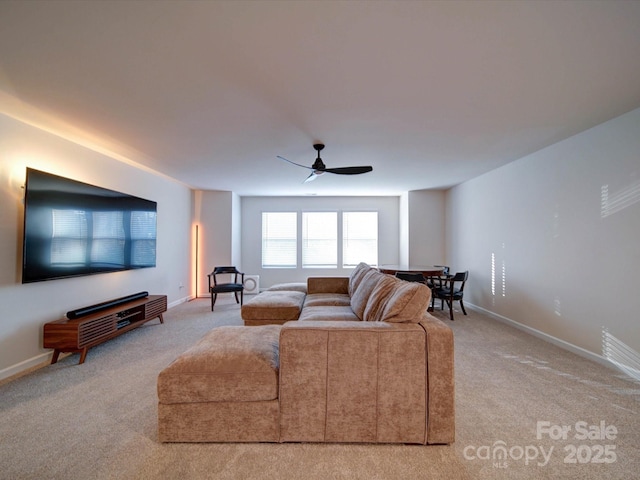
[303,171,322,183]
[325,166,373,175]
[277,155,313,170]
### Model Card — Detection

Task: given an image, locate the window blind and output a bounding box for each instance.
[302,212,337,268]
[343,211,378,267]
[262,212,297,268]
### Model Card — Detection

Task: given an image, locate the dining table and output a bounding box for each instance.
[378,265,445,277]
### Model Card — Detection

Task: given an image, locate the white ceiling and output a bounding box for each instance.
[1,1,640,196]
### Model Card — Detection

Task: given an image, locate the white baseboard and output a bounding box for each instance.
[0,352,52,383]
[168,295,192,309]
[467,303,617,371]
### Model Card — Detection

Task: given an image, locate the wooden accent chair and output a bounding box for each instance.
[208,266,245,311]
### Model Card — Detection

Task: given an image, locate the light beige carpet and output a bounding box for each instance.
[1,297,638,479]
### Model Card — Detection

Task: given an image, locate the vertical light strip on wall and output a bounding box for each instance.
[192,224,199,300]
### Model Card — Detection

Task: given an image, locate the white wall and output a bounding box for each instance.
[240,196,400,288]
[232,192,242,268]
[399,192,409,265]
[193,190,234,297]
[0,114,192,379]
[408,189,446,266]
[192,190,243,298]
[446,108,640,358]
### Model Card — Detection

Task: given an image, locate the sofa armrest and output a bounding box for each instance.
[419,313,455,444]
[306,277,349,295]
[279,320,430,444]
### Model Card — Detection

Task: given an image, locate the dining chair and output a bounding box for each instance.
[431,270,469,320]
[426,265,450,290]
[207,266,245,311]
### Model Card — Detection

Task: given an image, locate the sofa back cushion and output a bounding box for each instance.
[348,262,372,296]
[362,274,397,322]
[364,275,431,323]
[380,278,432,323]
[350,267,384,320]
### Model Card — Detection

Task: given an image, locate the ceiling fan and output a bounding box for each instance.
[277,143,373,183]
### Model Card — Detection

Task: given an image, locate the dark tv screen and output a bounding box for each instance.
[22,168,157,283]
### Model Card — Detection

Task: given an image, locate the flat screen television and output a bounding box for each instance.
[22,168,157,283]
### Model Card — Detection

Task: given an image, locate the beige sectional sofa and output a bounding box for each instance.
[157,263,455,445]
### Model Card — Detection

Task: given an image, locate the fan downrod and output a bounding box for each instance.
[312,143,326,170]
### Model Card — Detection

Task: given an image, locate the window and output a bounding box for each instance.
[261,210,379,269]
[343,211,378,267]
[302,212,337,268]
[262,212,297,268]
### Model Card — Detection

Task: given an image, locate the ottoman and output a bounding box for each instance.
[157,325,281,442]
[241,290,306,326]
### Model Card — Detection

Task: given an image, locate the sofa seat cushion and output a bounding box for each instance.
[267,282,308,293]
[241,290,306,322]
[298,305,361,322]
[304,293,351,308]
[157,325,281,404]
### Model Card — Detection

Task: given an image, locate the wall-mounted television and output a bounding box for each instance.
[22,168,157,283]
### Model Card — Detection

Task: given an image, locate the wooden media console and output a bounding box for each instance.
[43,294,167,365]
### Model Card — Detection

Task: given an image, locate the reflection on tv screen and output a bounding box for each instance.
[22,168,157,283]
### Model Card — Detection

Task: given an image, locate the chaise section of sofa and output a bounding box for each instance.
[157,325,282,442]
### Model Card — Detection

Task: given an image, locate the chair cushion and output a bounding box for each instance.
[157,325,281,404]
[211,283,243,293]
[434,287,462,296]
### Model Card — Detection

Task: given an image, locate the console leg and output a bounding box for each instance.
[51,350,60,365]
[158,313,164,324]
[78,348,89,365]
